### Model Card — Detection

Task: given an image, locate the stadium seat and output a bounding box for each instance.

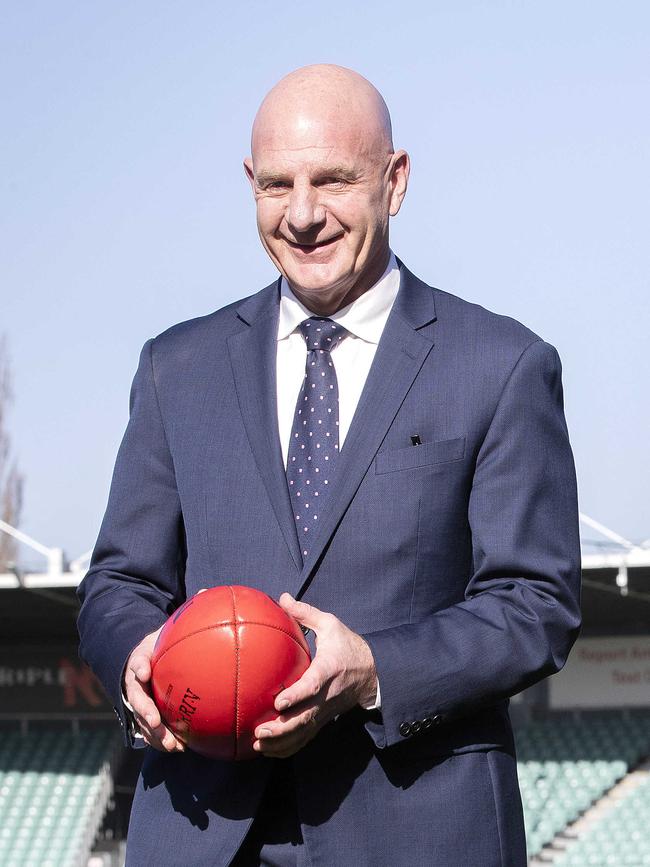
[552,773,650,863]
[516,711,650,858]
[0,728,116,867]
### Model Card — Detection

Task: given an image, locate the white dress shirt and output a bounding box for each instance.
[276,252,401,710]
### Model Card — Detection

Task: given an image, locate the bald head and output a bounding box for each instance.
[251,64,394,161]
[244,64,409,315]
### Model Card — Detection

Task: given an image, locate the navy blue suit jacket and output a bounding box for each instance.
[78,264,581,866]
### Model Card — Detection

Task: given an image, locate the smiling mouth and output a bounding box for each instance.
[285,235,342,253]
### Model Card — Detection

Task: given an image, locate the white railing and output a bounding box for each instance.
[0,518,91,587]
[579,512,650,594]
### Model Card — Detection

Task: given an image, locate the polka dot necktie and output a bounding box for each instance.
[286,317,349,561]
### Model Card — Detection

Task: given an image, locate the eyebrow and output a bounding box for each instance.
[254,172,289,186]
[315,166,358,180]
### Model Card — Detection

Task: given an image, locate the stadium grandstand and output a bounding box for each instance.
[1,514,649,866]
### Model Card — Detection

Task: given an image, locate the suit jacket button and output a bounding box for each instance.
[422,717,433,730]
[410,720,422,734]
[431,714,442,725]
[399,722,412,738]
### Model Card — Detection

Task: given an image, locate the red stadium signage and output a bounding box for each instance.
[0,646,110,714]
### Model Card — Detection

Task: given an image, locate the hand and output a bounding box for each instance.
[253,593,377,759]
[123,626,185,753]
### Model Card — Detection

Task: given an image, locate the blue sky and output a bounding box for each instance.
[1,1,649,564]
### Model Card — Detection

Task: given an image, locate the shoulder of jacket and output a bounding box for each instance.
[147,286,269,358]
[431,285,545,353]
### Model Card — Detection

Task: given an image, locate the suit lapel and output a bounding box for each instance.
[228,281,303,572]
[292,265,437,596]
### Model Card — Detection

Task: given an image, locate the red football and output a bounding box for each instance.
[150,586,311,760]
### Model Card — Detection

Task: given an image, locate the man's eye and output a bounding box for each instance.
[320,178,347,189]
[264,181,289,191]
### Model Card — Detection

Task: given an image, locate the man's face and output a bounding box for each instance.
[245,111,408,314]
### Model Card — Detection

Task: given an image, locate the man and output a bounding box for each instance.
[78,65,581,866]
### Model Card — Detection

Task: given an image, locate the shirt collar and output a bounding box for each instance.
[277,252,400,344]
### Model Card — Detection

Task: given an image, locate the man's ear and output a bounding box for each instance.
[388,150,410,217]
[243,157,256,193]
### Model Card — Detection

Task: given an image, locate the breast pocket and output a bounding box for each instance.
[375,435,466,475]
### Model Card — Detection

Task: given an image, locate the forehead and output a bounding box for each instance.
[252,110,380,175]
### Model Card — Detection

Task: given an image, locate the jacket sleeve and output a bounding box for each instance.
[363,339,582,748]
[77,339,185,739]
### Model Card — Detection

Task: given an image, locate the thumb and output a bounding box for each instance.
[279,593,325,632]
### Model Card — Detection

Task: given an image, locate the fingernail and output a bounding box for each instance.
[259,728,272,738]
[277,699,290,711]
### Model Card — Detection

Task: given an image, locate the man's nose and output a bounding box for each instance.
[286,184,325,234]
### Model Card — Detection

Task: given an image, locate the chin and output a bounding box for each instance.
[284,264,350,296]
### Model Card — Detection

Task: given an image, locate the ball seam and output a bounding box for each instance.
[151,620,310,664]
[230,586,240,760]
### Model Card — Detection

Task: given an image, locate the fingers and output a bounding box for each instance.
[124,667,160,727]
[253,704,323,758]
[128,650,152,685]
[257,703,320,738]
[123,667,182,751]
[125,640,159,722]
[274,657,328,712]
[257,660,336,758]
[135,712,185,752]
[125,674,184,752]
[124,626,183,753]
[279,593,329,633]
[124,625,162,688]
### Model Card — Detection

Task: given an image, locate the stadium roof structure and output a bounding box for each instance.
[1,514,650,592]
[0,519,91,588]
[579,513,650,604]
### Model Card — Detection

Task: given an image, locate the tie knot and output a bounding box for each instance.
[299,317,348,352]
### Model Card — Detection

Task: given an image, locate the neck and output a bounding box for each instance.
[289,248,392,316]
